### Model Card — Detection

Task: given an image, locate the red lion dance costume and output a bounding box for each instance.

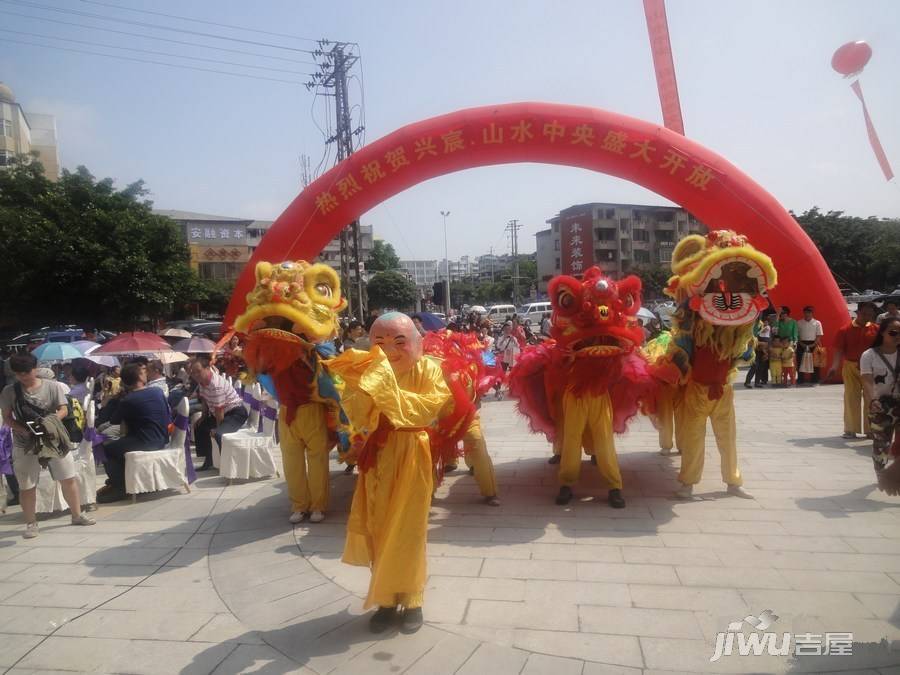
[509,267,656,508]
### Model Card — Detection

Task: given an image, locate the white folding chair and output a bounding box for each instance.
[124,397,191,503]
[212,383,260,470]
[219,394,279,484]
[36,400,98,514]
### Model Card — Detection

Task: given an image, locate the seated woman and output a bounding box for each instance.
[97,362,170,503]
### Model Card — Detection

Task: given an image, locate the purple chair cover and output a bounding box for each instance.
[84,427,108,465]
[249,398,261,411]
[242,390,253,404]
[261,405,278,434]
[0,426,12,476]
[174,414,197,484]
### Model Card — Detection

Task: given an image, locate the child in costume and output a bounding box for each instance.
[781,341,796,386]
[326,313,450,634]
[768,337,783,386]
[231,261,347,525]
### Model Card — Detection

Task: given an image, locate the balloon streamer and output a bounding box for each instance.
[643,0,685,135]
[849,80,894,181]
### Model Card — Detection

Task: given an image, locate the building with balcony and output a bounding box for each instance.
[535,202,707,293]
[0,82,59,179]
[401,259,440,288]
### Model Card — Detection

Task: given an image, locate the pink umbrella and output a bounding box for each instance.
[94,332,172,355]
[172,336,217,354]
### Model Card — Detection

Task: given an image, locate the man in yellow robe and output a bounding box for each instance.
[326,313,450,634]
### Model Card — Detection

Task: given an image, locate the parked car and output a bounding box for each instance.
[485,304,517,326]
[518,301,552,327]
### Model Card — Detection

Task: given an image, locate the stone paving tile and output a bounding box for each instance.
[481,558,575,580]
[524,579,631,607]
[209,644,314,674]
[330,625,448,675]
[0,634,45,667]
[676,565,792,590]
[54,608,216,641]
[14,636,235,674]
[402,632,481,675]
[0,606,81,635]
[529,542,623,562]
[2,582,126,610]
[466,599,580,631]
[579,605,704,639]
[189,613,264,645]
[629,585,750,615]
[103,586,229,613]
[455,642,529,675]
[520,652,585,675]
[621,545,721,566]
[740,588,876,618]
[577,561,679,585]
[512,628,644,668]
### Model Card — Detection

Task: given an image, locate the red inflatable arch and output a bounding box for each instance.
[225,102,845,343]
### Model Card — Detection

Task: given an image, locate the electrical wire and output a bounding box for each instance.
[0,28,312,75]
[78,0,326,44]
[0,36,309,84]
[0,8,320,65]
[1,0,320,54]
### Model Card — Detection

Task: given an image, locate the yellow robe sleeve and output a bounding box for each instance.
[359,352,450,429]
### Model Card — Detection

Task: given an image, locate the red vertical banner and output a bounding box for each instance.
[560,213,594,277]
[850,80,894,181]
[643,0,685,135]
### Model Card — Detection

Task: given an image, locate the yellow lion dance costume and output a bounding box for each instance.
[652,230,777,499]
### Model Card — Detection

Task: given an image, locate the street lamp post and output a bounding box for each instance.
[440,210,451,317]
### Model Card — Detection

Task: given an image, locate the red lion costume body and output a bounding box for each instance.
[509,267,656,508]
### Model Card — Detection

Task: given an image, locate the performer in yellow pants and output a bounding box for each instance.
[461,415,499,505]
[842,361,871,436]
[279,402,332,522]
[657,385,684,456]
[676,381,743,492]
[557,388,624,508]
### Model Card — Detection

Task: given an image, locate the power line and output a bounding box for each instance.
[0,0,320,54]
[0,37,309,85]
[78,0,326,44]
[0,28,312,75]
[0,9,320,66]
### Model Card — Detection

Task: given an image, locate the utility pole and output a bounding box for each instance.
[505,219,521,306]
[299,153,311,188]
[441,210,451,317]
[489,246,495,283]
[311,42,366,320]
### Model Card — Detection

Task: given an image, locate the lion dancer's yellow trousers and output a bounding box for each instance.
[842,361,871,436]
[461,415,498,498]
[559,389,622,489]
[676,381,742,486]
[279,402,332,514]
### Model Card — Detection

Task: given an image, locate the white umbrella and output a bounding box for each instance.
[636,307,658,322]
[157,351,190,364]
[159,327,192,338]
[86,354,120,368]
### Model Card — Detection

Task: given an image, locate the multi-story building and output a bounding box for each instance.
[401,259,439,288]
[535,202,707,293]
[155,210,255,282]
[0,82,60,179]
[476,253,513,283]
[317,225,375,278]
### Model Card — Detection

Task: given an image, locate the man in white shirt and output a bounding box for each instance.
[877,300,899,325]
[146,360,169,398]
[796,305,824,385]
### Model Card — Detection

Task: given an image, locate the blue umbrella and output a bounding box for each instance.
[411,312,446,332]
[32,342,83,362]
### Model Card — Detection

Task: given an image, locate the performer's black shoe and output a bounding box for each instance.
[344,464,355,475]
[608,489,626,509]
[369,606,398,633]
[590,455,597,466]
[400,607,424,634]
[444,464,457,473]
[548,455,561,465]
[555,486,573,505]
[468,466,475,475]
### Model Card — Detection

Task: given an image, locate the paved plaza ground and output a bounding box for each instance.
[0,383,898,674]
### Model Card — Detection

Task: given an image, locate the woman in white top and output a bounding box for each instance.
[493,323,520,400]
[860,316,900,477]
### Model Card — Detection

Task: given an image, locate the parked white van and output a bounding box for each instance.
[485,304,517,325]
[519,301,552,327]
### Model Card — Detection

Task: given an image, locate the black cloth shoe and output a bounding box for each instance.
[608,489,626,509]
[555,485,573,505]
[344,464,355,475]
[369,606,397,634]
[443,464,457,473]
[97,489,127,504]
[401,607,424,634]
[548,455,561,465]
[198,461,214,472]
[590,455,597,465]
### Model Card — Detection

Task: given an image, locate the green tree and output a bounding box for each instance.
[368,239,401,272]
[626,263,672,300]
[366,271,417,310]
[794,208,900,292]
[0,159,197,328]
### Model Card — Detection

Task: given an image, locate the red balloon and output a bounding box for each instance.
[224,102,847,355]
[832,41,872,76]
